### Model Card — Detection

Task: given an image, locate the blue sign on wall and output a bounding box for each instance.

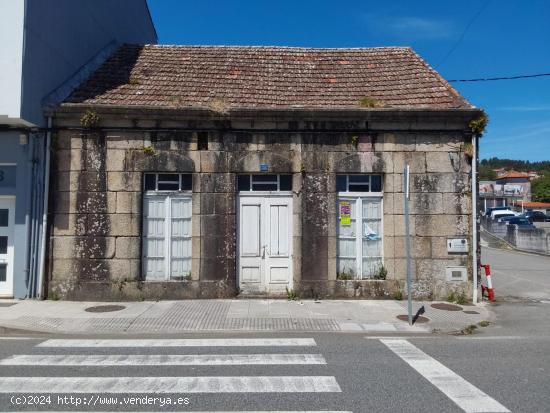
[0,166,16,188]
[260,163,269,172]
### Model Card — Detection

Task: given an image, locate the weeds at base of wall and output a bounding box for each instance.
[393,290,404,300]
[373,265,387,280]
[478,320,491,327]
[461,324,478,335]
[447,291,468,305]
[286,287,299,301]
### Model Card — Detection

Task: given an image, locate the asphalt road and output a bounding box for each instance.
[0,329,548,413]
[481,246,550,301]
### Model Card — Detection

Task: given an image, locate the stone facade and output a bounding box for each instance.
[47,109,475,301]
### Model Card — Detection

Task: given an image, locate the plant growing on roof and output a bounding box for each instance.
[80,109,100,129]
[469,111,489,137]
[128,74,140,85]
[358,96,381,108]
[208,97,230,115]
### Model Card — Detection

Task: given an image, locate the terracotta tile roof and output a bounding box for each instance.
[512,202,550,208]
[64,44,473,110]
[497,171,531,179]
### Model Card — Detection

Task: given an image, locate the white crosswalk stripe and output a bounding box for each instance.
[0,353,327,366]
[37,338,317,347]
[0,376,341,393]
[380,339,510,413]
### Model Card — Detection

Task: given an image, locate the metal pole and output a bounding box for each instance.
[471,134,478,304]
[37,117,52,300]
[404,165,413,325]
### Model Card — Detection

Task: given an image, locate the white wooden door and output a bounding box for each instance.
[0,198,15,297]
[238,195,293,294]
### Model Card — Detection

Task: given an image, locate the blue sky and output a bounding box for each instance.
[147,0,550,161]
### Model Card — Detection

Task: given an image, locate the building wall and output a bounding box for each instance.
[0,0,156,298]
[21,0,157,126]
[48,112,473,300]
[0,0,25,120]
[0,132,42,298]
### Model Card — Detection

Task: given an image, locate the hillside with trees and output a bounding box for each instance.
[479,158,550,176]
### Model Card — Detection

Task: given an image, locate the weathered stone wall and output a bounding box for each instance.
[48,112,473,300]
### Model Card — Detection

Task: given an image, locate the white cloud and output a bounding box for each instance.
[362,14,455,39]
[497,105,550,112]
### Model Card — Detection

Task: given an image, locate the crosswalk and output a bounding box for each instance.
[0,336,512,413]
[0,337,347,412]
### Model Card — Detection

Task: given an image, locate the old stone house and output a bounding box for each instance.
[47,45,481,301]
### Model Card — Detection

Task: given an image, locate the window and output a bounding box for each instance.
[144,173,192,192]
[0,210,8,227]
[336,174,382,193]
[336,175,383,280]
[337,197,384,279]
[237,175,292,192]
[142,173,192,281]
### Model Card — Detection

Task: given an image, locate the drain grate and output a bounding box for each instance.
[396,315,429,323]
[84,305,126,313]
[431,303,463,311]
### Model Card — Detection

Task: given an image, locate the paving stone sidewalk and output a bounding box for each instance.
[0,299,493,335]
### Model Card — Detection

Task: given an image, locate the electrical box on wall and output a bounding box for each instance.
[446,266,467,282]
[447,238,468,253]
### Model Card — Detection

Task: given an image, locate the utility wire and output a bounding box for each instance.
[448,73,550,82]
[437,0,492,68]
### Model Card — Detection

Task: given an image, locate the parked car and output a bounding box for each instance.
[484,206,511,216]
[506,217,536,229]
[499,214,524,222]
[491,210,518,219]
[524,210,550,222]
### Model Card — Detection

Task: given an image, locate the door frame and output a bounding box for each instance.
[0,196,16,298]
[237,192,294,294]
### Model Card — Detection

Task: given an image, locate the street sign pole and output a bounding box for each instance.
[404,165,413,325]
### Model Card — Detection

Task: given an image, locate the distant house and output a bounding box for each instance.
[479,171,531,211]
[47,45,482,301]
[0,0,156,299]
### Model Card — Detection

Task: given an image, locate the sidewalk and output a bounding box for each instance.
[0,299,493,335]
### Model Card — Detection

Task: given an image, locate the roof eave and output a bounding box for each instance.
[49,103,482,120]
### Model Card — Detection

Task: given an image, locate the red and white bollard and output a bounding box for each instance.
[480,264,494,302]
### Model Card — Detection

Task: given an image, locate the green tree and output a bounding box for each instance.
[531,174,550,202]
[478,164,497,180]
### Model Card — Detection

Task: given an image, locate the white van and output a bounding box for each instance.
[491,209,518,220]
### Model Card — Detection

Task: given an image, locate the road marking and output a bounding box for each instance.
[0,337,40,340]
[456,336,525,340]
[365,336,433,340]
[0,353,327,366]
[381,339,510,413]
[37,338,317,348]
[0,376,341,393]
